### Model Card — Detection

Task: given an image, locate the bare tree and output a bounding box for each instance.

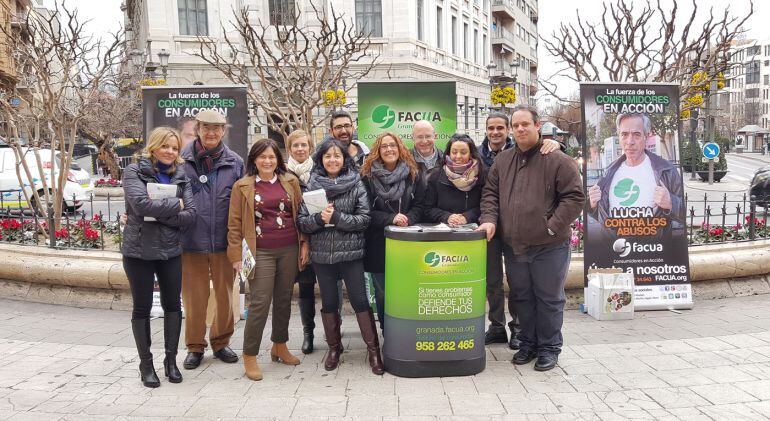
[0,3,121,225]
[194,1,378,141]
[541,0,753,101]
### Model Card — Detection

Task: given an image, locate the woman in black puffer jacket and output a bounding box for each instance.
[297,139,383,375]
[122,127,195,388]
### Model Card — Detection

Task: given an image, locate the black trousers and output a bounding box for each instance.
[313,259,369,313]
[296,266,316,299]
[503,243,570,356]
[123,255,182,320]
[487,236,517,330]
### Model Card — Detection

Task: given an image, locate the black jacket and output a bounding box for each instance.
[362,173,425,273]
[297,177,371,265]
[121,158,196,260]
[423,165,486,225]
[411,148,445,187]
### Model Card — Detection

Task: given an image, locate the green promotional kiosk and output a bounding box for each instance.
[383,226,486,377]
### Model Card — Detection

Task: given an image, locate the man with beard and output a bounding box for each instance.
[327,110,370,167]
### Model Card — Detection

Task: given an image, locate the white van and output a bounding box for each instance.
[0,146,94,211]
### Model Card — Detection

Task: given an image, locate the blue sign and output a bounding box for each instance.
[9,98,20,107]
[702,142,720,159]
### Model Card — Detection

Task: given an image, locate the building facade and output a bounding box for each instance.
[123,0,538,142]
[724,38,770,151]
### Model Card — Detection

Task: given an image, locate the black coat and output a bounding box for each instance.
[362,172,425,273]
[121,158,196,260]
[296,177,371,265]
[423,165,486,225]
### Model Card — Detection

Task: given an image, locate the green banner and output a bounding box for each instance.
[357,81,457,150]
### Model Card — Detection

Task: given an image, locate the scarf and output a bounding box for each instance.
[193,138,225,175]
[155,162,172,184]
[312,169,361,199]
[413,148,440,170]
[444,157,479,192]
[370,160,410,202]
[287,156,313,184]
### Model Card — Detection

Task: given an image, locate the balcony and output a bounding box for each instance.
[530,8,538,23]
[491,26,516,52]
[491,0,515,20]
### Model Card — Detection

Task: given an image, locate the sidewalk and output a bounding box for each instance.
[0,295,768,420]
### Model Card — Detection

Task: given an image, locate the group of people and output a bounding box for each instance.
[120,105,584,387]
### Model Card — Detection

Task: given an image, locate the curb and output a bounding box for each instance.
[92,187,124,198]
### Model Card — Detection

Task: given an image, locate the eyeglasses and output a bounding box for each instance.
[380,143,398,150]
[333,124,353,131]
[200,125,225,133]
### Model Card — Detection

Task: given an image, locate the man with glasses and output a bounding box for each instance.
[587,113,683,239]
[328,110,369,167]
[410,120,444,184]
[179,109,244,370]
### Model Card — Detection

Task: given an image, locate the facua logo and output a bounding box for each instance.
[424,251,441,267]
[612,238,632,257]
[613,178,640,206]
[371,104,443,129]
[423,251,469,268]
[612,238,663,257]
[372,105,396,129]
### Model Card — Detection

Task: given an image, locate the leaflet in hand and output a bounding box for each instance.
[145,182,178,221]
[240,239,256,281]
[303,189,329,214]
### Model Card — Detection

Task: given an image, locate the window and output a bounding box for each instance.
[451,15,457,54]
[747,45,761,56]
[765,75,769,85]
[745,61,760,84]
[746,88,759,99]
[482,33,487,64]
[269,0,295,26]
[463,22,468,59]
[356,0,382,37]
[436,6,443,49]
[417,0,424,41]
[178,0,208,36]
[473,29,479,63]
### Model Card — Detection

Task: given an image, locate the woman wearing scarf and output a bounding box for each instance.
[296,140,384,375]
[423,133,485,227]
[361,132,425,332]
[285,130,320,354]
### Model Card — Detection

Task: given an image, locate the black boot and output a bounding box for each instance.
[163,311,183,383]
[131,318,160,388]
[299,297,316,354]
[355,310,384,375]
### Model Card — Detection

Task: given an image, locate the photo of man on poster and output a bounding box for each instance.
[586,112,685,240]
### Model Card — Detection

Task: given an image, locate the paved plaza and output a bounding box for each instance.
[0,294,768,420]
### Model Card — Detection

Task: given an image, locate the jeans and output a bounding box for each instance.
[313,259,370,314]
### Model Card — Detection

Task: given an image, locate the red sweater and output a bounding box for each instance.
[254,179,298,249]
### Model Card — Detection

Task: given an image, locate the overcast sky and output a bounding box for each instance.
[59,0,769,98]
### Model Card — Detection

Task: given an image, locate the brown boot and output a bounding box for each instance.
[355,310,385,375]
[270,342,300,365]
[243,354,263,381]
[321,312,342,371]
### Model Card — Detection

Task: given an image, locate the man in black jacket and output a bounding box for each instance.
[481,112,562,349]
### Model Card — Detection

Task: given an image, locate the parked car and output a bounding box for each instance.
[749,164,770,207]
[0,146,93,213]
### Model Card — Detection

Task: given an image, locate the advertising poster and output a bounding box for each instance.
[383,230,485,377]
[581,82,692,310]
[142,85,249,159]
[357,80,456,150]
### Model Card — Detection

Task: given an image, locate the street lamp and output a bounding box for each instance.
[157,49,170,80]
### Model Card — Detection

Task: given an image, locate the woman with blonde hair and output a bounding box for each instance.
[122,127,196,388]
[361,132,425,332]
